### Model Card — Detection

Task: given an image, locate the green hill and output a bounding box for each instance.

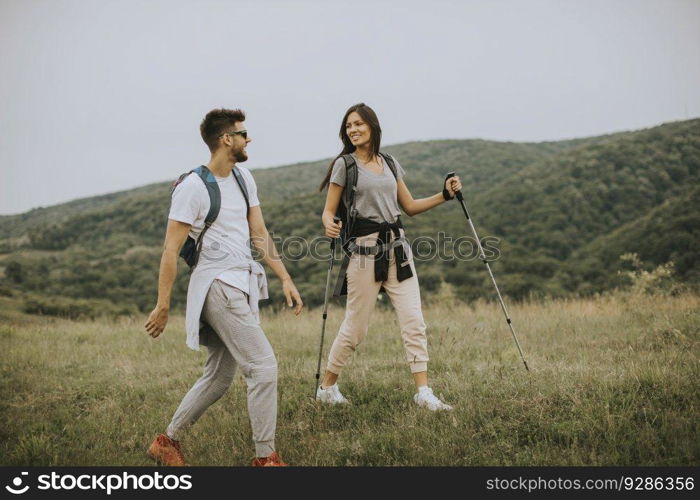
[1,119,698,315]
[554,185,700,294]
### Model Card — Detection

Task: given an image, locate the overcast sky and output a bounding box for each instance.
[1,0,699,215]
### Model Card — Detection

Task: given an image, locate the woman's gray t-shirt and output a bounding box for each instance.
[329,153,406,223]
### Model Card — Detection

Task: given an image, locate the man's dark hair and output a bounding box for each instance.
[200,108,246,152]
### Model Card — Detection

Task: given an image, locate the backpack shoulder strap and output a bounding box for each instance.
[378,152,398,179]
[341,154,358,208]
[231,166,250,216]
[193,166,221,226]
[330,154,359,297]
[168,166,222,269]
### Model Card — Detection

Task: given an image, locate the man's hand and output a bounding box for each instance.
[248,205,304,316]
[145,219,190,339]
[282,278,304,315]
[145,304,170,338]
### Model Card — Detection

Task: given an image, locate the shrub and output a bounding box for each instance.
[22,296,138,320]
[617,253,681,296]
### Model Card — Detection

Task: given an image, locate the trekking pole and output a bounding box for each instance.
[314,216,342,398]
[446,173,529,371]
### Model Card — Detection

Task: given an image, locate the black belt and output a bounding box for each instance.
[332,217,413,297]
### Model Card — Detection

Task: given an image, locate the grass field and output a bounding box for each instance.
[0,291,698,466]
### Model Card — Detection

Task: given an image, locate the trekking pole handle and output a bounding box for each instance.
[331,216,341,251]
[445,172,464,202]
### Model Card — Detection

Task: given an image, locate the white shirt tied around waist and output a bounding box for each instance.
[185,256,268,351]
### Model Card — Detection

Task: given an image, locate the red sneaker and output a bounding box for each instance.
[147,433,186,466]
[251,451,288,467]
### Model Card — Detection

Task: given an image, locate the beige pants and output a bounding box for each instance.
[327,230,429,375]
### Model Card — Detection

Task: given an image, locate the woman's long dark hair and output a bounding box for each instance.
[319,102,382,191]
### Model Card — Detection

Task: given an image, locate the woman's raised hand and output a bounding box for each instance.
[445,175,462,198]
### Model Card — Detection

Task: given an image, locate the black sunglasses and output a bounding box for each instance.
[219,130,248,140]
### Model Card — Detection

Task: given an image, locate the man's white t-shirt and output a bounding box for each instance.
[168,166,260,294]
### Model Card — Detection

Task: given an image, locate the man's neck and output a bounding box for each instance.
[207,154,234,178]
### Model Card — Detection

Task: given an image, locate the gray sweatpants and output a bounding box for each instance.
[166,279,278,457]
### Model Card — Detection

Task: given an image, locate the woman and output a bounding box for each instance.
[317,103,462,411]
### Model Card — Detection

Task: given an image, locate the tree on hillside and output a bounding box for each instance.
[5,261,23,284]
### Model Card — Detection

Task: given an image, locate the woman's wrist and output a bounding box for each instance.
[442,186,454,201]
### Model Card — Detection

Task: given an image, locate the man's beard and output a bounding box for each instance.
[233,148,248,163]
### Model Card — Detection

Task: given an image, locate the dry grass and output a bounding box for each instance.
[1,292,698,466]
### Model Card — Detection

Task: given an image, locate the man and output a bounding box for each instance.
[144,108,303,467]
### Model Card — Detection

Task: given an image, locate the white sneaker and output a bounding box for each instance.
[414,387,453,411]
[316,384,349,405]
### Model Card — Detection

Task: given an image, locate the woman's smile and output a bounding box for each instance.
[346,111,371,147]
